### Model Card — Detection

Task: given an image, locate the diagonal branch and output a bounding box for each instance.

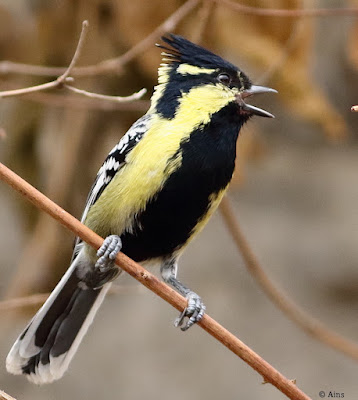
[220,196,358,361]
[72,0,200,77]
[0,162,311,400]
[0,0,199,78]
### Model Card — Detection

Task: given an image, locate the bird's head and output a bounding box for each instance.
[149,34,276,123]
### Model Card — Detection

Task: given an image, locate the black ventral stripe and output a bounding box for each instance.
[120,102,245,262]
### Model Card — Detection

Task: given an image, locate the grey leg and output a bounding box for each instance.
[84,235,122,289]
[160,259,206,331]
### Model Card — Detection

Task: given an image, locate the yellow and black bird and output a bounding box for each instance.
[6,34,276,384]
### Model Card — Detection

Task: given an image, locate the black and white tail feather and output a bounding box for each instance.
[6,115,151,384]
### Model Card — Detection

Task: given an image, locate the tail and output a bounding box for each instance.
[6,249,111,384]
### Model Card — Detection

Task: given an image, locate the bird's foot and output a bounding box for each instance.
[96,235,122,270]
[84,235,122,289]
[174,291,206,331]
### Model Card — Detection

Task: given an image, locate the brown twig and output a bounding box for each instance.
[220,196,358,361]
[215,0,358,17]
[0,20,89,98]
[0,390,16,400]
[0,21,147,105]
[0,0,356,82]
[0,163,311,400]
[0,0,199,79]
[72,0,199,77]
[64,85,147,103]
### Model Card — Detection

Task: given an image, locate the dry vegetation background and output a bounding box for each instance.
[0,0,358,399]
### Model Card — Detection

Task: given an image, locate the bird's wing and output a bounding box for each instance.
[72,114,151,259]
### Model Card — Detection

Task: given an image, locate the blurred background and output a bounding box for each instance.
[0,0,358,399]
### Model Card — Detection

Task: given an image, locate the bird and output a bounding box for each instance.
[6,34,276,384]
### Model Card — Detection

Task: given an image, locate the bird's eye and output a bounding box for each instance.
[218,73,231,86]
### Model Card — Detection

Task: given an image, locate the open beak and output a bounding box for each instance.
[237,85,277,118]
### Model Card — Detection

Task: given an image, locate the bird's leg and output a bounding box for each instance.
[84,235,122,289]
[160,259,206,331]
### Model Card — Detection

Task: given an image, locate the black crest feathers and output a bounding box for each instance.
[158,34,238,72]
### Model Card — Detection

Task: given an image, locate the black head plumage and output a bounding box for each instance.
[159,34,238,73]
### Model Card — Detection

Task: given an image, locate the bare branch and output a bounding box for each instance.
[0,80,63,99]
[0,163,311,400]
[0,0,357,82]
[64,85,147,103]
[220,196,358,362]
[0,21,147,106]
[0,20,89,98]
[57,20,89,84]
[73,0,200,77]
[215,0,358,17]
[0,0,199,78]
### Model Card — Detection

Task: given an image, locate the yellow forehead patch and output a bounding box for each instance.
[177,63,217,76]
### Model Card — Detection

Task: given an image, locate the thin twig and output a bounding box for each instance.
[0,22,147,105]
[57,20,89,83]
[64,85,147,103]
[0,0,199,78]
[0,21,89,98]
[0,80,65,98]
[220,196,358,361]
[72,0,199,77]
[215,0,358,17]
[0,0,356,81]
[0,163,311,400]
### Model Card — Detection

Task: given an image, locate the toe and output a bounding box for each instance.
[174,292,206,331]
[96,235,122,264]
[174,309,186,328]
